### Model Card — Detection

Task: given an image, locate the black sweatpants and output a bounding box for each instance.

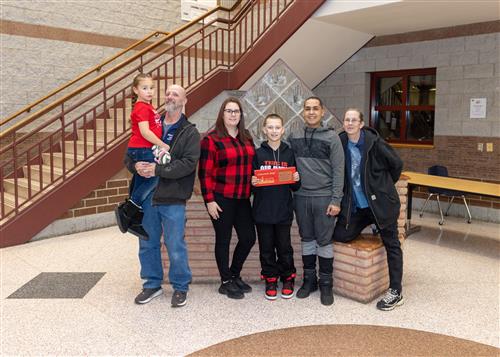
[256,223,296,278]
[333,208,403,292]
[210,194,256,281]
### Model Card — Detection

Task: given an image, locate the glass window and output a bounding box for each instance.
[407,111,434,141]
[370,68,436,145]
[377,77,403,106]
[409,75,436,106]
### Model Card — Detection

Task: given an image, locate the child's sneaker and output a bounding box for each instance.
[281,273,296,299]
[262,276,278,300]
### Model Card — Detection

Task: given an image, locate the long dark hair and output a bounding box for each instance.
[215,97,252,142]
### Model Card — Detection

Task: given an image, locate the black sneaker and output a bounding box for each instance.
[376,288,404,311]
[232,276,252,293]
[134,287,162,304]
[218,280,244,299]
[171,290,187,307]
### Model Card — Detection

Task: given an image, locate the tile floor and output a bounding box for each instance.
[1,212,499,355]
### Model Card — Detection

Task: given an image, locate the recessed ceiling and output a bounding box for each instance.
[315,0,500,36]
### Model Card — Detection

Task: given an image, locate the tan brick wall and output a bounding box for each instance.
[1,0,183,118]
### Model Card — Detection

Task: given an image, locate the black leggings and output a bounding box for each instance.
[210,194,256,281]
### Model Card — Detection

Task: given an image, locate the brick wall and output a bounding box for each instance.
[315,29,499,139]
[58,168,131,220]
[314,25,499,214]
[1,0,184,118]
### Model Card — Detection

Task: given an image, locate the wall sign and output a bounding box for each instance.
[470,98,487,119]
[181,0,218,22]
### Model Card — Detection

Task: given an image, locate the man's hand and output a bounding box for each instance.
[251,175,259,186]
[326,204,340,217]
[135,162,156,178]
[207,201,223,220]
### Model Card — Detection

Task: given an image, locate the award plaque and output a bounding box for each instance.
[254,167,296,187]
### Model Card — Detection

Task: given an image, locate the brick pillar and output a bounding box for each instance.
[161,177,409,300]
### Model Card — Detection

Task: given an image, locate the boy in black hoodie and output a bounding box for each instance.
[251,114,300,300]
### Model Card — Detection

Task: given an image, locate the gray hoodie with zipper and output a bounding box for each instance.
[286,121,344,207]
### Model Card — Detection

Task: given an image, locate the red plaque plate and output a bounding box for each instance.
[254,167,296,187]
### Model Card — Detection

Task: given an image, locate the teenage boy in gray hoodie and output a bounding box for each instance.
[287,96,344,306]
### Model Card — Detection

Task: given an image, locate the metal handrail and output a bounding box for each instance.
[0,0,244,139]
[0,30,169,128]
[0,0,297,221]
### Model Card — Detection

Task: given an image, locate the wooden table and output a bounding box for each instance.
[403,171,500,234]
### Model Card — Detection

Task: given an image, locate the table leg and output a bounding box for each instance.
[406,183,421,236]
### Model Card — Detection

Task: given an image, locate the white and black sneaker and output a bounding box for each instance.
[134,287,162,304]
[376,288,404,311]
[171,290,187,307]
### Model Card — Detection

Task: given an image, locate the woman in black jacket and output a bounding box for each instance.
[333,108,404,311]
[251,114,300,300]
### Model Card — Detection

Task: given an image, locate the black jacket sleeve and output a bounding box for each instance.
[154,127,200,180]
[379,140,403,183]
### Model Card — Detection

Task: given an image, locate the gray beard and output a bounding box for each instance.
[165,102,181,115]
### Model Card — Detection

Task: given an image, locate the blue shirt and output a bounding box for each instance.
[348,134,368,209]
[162,114,185,145]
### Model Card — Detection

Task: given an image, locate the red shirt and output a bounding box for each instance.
[128,101,162,148]
[198,131,255,202]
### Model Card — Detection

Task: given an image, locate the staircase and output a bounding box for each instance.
[0,0,325,248]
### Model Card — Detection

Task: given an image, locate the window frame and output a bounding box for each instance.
[369,68,436,145]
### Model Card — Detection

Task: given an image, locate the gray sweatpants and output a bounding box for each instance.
[294,195,336,258]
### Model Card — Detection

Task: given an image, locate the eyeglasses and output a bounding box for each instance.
[343,118,361,124]
[224,109,241,115]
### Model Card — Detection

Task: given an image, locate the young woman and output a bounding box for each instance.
[198,97,256,299]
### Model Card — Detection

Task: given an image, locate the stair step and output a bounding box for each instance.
[3,178,41,199]
[64,140,104,155]
[42,152,85,170]
[0,191,20,216]
[96,118,130,131]
[77,129,124,143]
[23,164,64,184]
[108,107,132,121]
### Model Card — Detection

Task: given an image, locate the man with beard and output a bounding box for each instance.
[124,84,200,308]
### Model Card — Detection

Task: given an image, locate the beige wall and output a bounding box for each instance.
[0,0,184,118]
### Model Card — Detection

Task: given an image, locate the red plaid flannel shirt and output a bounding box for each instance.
[198,131,255,202]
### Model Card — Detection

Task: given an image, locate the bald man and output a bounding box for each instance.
[124,84,200,307]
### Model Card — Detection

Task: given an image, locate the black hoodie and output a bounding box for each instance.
[252,141,300,225]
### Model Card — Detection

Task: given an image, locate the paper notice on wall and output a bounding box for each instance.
[181,0,218,22]
[470,98,486,119]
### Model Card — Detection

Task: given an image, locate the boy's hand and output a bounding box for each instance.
[251,175,259,186]
[326,204,340,217]
[293,172,300,182]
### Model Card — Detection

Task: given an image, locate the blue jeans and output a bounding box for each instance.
[127,147,159,207]
[139,192,192,291]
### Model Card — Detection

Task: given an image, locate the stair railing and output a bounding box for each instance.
[0,0,295,220]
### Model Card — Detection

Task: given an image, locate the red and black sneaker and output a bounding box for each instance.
[261,275,278,300]
[281,273,296,299]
